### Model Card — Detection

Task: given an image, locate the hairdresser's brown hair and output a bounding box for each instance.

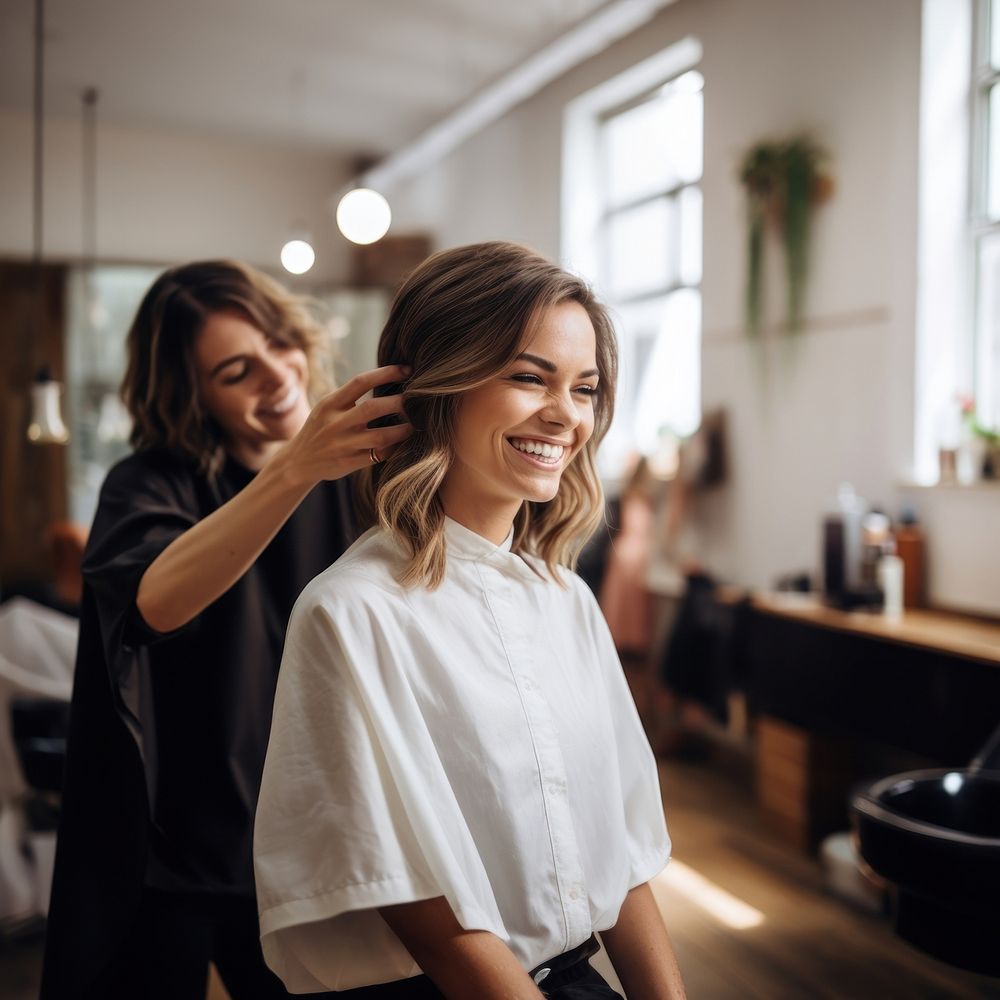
[356,241,618,588]
[122,260,329,476]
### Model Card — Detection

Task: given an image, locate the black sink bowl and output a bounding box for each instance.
[852,768,1000,977]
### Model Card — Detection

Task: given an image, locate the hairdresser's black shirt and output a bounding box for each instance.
[42,448,356,996]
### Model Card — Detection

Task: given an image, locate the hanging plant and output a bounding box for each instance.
[739,136,833,335]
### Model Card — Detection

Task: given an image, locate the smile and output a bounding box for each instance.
[507,437,566,466]
[259,384,301,417]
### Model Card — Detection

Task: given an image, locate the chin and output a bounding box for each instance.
[522,479,563,504]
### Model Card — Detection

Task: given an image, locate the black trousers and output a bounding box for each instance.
[347,950,622,999]
[90,887,298,1000]
[349,967,621,998]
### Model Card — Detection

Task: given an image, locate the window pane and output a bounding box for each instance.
[616,290,701,454]
[66,265,163,524]
[603,85,703,207]
[989,84,1000,220]
[606,197,676,299]
[604,96,674,206]
[976,231,1000,431]
[661,88,703,186]
[678,186,703,285]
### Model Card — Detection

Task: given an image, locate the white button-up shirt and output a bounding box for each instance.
[254,518,670,992]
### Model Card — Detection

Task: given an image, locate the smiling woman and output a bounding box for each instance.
[354,241,618,588]
[439,301,601,542]
[255,242,688,1000]
[193,311,312,470]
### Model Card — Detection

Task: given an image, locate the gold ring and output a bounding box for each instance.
[369,448,380,464]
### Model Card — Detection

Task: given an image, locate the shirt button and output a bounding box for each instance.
[568,887,581,900]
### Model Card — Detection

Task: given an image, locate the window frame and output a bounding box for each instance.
[971,0,1000,431]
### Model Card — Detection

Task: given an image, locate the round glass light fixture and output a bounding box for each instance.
[336,188,391,245]
[280,238,315,275]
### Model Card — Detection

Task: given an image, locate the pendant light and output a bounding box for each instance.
[335,188,391,245]
[26,0,68,445]
[27,367,69,443]
[81,87,108,330]
[280,228,316,275]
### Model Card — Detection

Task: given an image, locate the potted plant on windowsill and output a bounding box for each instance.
[960,395,1000,480]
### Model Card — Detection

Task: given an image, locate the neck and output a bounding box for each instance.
[439,487,520,546]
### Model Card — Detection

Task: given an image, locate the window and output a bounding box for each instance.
[563,37,703,479]
[973,0,1000,434]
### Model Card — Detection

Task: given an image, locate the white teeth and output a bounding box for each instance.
[509,438,564,463]
[264,385,300,415]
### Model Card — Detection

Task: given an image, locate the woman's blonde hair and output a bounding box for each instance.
[356,241,618,588]
[122,259,330,476]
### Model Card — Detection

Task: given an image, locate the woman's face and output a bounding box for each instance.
[194,310,311,468]
[441,300,599,532]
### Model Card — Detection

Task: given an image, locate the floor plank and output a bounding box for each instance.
[654,756,1000,999]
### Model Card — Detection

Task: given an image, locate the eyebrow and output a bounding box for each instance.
[515,352,599,379]
[209,354,247,377]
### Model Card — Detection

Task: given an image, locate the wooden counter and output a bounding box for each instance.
[742,595,1000,851]
[751,593,1000,666]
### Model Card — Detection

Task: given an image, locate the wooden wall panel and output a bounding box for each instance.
[0,261,68,588]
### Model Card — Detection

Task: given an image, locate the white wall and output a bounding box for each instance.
[389,0,1000,614]
[0,108,353,283]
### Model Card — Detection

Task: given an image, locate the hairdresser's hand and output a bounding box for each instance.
[275,364,413,488]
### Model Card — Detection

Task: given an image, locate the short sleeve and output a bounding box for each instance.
[575,576,672,889]
[254,586,507,993]
[80,456,203,730]
[84,457,200,650]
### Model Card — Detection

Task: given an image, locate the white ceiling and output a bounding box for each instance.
[0,0,611,156]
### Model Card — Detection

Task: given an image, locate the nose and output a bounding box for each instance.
[540,386,581,430]
[258,347,291,390]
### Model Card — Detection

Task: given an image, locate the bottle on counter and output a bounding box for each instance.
[861,510,892,588]
[878,540,904,621]
[895,507,926,608]
[822,483,867,604]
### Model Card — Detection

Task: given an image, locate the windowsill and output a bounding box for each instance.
[899,479,1000,492]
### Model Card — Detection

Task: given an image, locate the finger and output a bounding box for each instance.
[345,393,409,429]
[367,422,414,452]
[372,437,411,462]
[326,364,411,410]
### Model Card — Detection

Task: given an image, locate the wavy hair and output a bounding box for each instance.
[356,241,618,589]
[121,259,330,476]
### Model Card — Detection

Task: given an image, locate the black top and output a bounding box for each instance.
[41,448,356,998]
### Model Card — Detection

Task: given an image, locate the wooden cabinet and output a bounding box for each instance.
[745,596,1000,850]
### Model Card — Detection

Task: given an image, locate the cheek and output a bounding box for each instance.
[199,385,252,427]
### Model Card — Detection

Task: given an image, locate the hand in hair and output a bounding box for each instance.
[271,364,412,487]
[136,364,410,634]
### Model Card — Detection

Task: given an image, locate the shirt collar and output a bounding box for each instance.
[443,517,540,583]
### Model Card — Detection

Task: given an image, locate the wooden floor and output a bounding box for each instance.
[645,756,1000,1000]
[3,757,999,999]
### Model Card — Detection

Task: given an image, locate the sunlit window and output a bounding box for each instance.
[598,69,704,473]
[563,39,704,478]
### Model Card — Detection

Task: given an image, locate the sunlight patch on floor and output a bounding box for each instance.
[653,859,765,930]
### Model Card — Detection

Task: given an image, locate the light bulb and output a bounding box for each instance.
[280,238,315,275]
[336,188,391,245]
[27,370,69,444]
